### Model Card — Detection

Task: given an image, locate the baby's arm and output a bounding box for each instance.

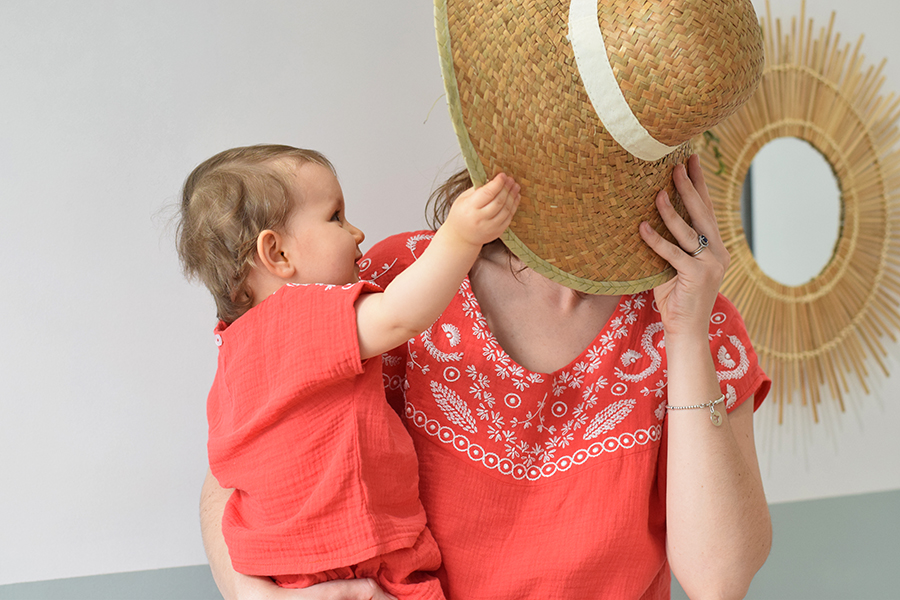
[355,173,520,359]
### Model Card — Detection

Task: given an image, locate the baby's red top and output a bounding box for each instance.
[207,281,428,576]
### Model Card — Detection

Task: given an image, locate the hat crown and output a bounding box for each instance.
[594,0,764,147]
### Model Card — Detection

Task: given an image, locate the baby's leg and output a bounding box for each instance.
[354,528,445,600]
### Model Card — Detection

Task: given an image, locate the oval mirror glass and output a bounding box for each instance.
[741,137,843,286]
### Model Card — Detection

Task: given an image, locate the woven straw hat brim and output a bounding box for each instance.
[435,0,764,294]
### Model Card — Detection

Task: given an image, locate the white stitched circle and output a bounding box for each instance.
[443,366,460,382]
[611,382,628,396]
[551,401,568,417]
[467,444,484,460]
[504,393,522,408]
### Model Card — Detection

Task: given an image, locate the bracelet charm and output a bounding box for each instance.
[666,394,726,427]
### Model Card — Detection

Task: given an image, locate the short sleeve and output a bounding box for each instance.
[708,293,771,413]
[208,281,381,454]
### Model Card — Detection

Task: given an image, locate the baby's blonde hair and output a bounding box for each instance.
[176,144,335,323]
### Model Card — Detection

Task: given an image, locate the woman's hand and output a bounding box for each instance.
[283,579,398,600]
[639,153,729,337]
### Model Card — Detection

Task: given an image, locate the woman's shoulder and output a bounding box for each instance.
[359,230,436,286]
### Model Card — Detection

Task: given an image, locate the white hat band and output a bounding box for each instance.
[567,0,679,162]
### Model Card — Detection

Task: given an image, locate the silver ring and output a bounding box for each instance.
[690,234,709,257]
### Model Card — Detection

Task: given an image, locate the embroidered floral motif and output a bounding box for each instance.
[584,399,636,440]
[441,324,462,347]
[712,332,750,382]
[431,380,477,433]
[717,345,736,369]
[614,322,664,382]
[640,374,668,398]
[382,354,403,367]
[621,349,642,366]
[421,328,463,362]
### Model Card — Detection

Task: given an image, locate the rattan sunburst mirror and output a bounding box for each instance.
[698,1,900,425]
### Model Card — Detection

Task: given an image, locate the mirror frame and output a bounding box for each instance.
[697,3,900,425]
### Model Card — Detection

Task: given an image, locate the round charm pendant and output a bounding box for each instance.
[710,407,723,427]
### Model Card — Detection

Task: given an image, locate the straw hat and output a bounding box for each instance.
[435,0,765,293]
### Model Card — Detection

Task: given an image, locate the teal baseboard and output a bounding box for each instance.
[0,565,221,600]
[673,488,899,600]
[1,489,897,600]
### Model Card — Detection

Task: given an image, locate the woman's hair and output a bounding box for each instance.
[176,144,335,324]
[427,166,527,278]
[425,167,474,230]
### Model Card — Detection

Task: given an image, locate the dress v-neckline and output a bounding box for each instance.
[459,275,631,377]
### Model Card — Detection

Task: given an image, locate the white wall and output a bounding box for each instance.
[0,0,897,586]
[0,0,459,585]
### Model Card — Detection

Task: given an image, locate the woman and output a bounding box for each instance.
[200,155,772,600]
[203,1,771,596]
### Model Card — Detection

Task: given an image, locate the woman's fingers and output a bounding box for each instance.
[664,159,722,255]
[655,189,704,256]
[288,578,399,600]
[686,154,713,211]
[639,220,695,272]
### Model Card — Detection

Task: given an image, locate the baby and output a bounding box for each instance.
[176,144,519,598]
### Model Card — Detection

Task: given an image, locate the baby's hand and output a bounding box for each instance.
[443,172,521,247]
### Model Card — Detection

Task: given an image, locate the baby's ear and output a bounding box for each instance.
[255,229,296,279]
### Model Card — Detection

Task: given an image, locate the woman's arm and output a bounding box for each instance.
[200,470,398,600]
[640,155,772,599]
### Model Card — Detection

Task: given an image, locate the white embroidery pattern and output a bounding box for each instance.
[441,324,462,347]
[431,380,477,433]
[614,322,664,382]
[584,399,636,440]
[421,328,463,362]
[371,234,755,481]
[715,333,750,382]
[408,399,661,481]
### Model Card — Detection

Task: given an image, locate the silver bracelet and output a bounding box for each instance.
[665,394,726,427]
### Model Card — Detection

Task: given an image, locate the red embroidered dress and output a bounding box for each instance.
[360,232,770,600]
